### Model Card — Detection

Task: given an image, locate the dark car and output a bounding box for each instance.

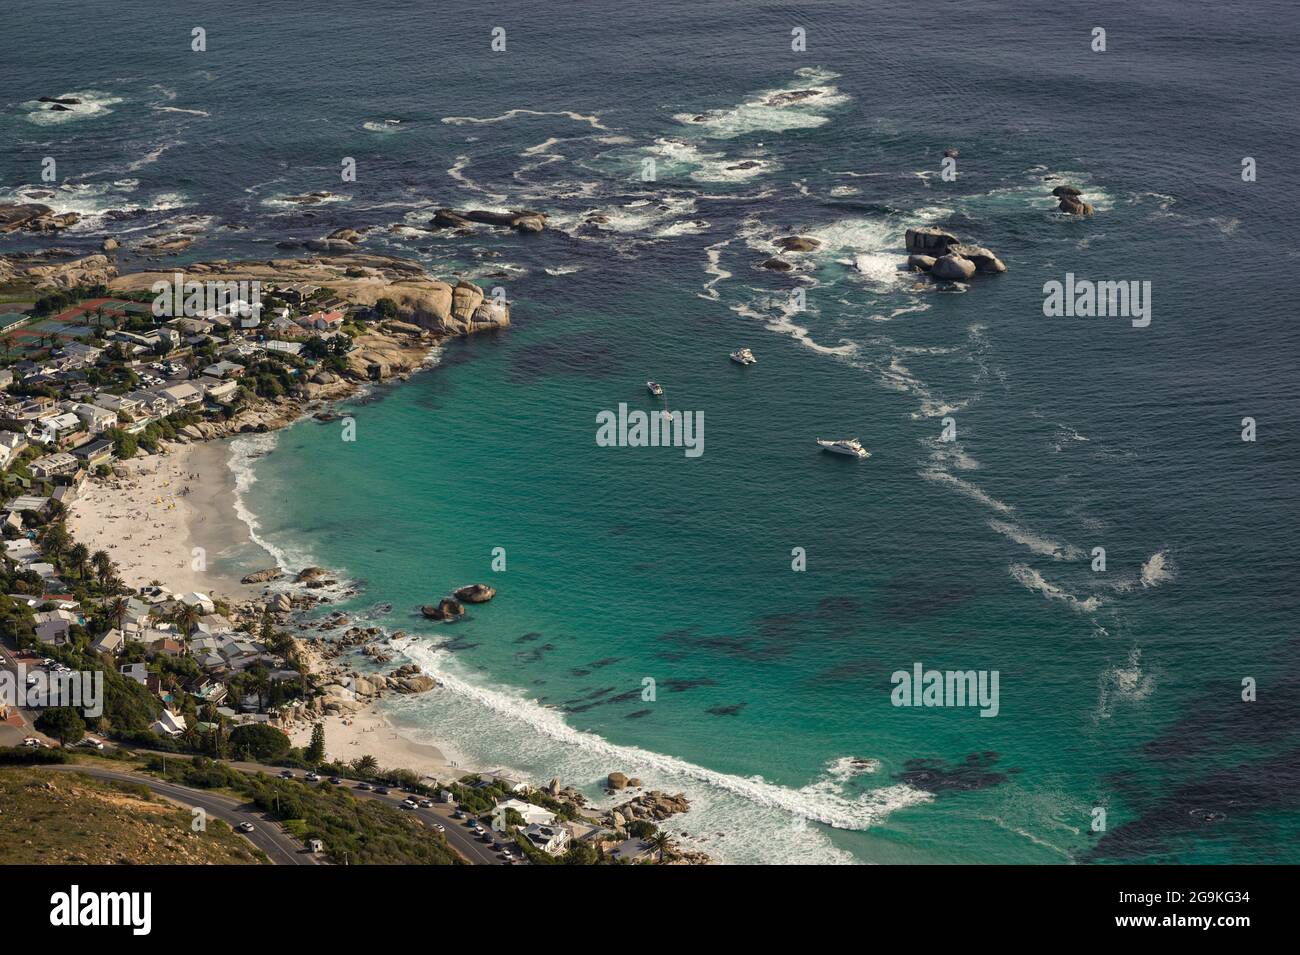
[328,776,342,785]
[356,782,372,791]
[373,787,390,795]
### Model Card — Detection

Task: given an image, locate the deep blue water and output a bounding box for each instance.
[4,0,1298,863]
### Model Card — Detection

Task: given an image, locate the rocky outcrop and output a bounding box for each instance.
[421,598,464,621]
[108,255,510,337]
[607,772,629,790]
[431,208,547,233]
[602,791,690,829]
[760,257,793,271]
[776,235,821,252]
[453,583,496,604]
[0,203,79,234]
[931,253,978,281]
[946,243,1007,273]
[1052,185,1095,216]
[0,252,118,289]
[905,227,959,257]
[241,568,284,584]
[904,230,1006,280]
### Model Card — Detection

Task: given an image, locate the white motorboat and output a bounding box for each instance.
[730,347,757,365]
[816,437,870,459]
[647,380,664,396]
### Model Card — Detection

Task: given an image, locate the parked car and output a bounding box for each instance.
[238,822,256,833]
[328,776,342,785]
[373,787,390,795]
[418,799,434,808]
[279,770,294,779]
[356,782,372,791]
[305,772,320,782]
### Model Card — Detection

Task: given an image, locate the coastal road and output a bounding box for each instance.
[220,759,512,865]
[46,764,323,865]
[127,750,515,864]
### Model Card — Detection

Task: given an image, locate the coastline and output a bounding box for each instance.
[67,353,489,785]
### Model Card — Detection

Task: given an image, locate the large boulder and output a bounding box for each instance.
[453,583,496,604]
[931,253,977,281]
[607,772,629,790]
[905,227,959,256]
[760,258,793,271]
[458,209,547,233]
[947,244,1007,273]
[1058,195,1095,216]
[775,235,821,252]
[907,254,937,272]
[241,568,284,584]
[421,598,465,621]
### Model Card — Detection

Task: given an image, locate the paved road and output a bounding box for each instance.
[222,760,515,865]
[47,764,323,865]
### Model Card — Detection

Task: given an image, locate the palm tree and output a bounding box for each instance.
[91,550,115,589]
[353,754,379,778]
[68,543,90,580]
[107,595,129,631]
[172,602,202,636]
[647,831,674,863]
[41,524,70,563]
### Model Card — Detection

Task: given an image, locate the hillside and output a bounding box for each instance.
[0,768,268,865]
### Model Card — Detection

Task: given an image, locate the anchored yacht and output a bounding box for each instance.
[730,347,757,365]
[816,437,870,459]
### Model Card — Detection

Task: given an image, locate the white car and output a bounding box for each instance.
[22,737,41,748]
[238,822,256,833]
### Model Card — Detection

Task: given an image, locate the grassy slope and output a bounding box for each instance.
[0,767,268,864]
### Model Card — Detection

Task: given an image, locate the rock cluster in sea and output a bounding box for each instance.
[905,227,1008,280]
[1051,184,1095,216]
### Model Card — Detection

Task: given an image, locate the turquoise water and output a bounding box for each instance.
[6,0,1298,863]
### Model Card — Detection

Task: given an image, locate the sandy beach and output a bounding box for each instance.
[68,436,482,782]
[68,440,263,603]
[284,705,471,784]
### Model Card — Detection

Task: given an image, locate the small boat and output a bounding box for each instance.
[647,380,664,397]
[730,347,757,365]
[816,437,870,459]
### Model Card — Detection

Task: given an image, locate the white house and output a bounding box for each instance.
[522,823,571,856]
[150,710,187,737]
[91,628,126,655]
[498,798,556,827]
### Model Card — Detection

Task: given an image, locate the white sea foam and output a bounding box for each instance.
[152,106,210,117]
[445,156,509,204]
[699,239,732,300]
[393,638,930,863]
[544,265,584,276]
[22,90,122,125]
[363,119,404,133]
[441,108,608,130]
[674,67,850,138]
[1008,563,1102,613]
[1139,550,1174,588]
[731,300,857,357]
[645,138,776,183]
[920,468,1014,514]
[988,520,1083,561]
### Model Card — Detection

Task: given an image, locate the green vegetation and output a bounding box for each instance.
[229,723,291,762]
[0,745,71,765]
[143,755,462,864]
[35,707,86,747]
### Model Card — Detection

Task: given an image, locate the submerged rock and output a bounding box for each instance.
[775,235,821,252]
[760,257,793,271]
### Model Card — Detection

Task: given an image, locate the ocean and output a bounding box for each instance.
[4,0,1298,864]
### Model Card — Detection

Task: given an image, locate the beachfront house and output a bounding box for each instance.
[497,798,557,827]
[158,382,204,410]
[195,376,238,403]
[297,309,344,333]
[70,438,114,470]
[265,340,303,357]
[92,393,141,417]
[29,451,80,480]
[34,412,85,448]
[522,823,571,856]
[72,402,119,433]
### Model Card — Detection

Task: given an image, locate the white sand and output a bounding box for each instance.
[68,441,259,601]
